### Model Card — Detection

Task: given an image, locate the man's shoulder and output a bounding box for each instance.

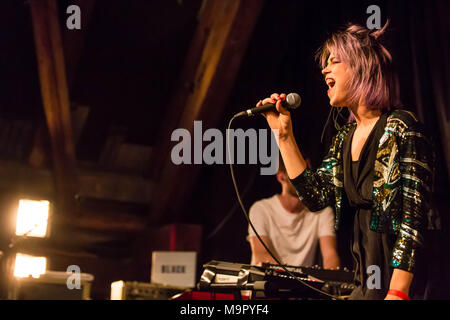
[250,195,278,214]
[251,194,278,206]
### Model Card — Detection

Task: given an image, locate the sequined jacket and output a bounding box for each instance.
[291,109,435,272]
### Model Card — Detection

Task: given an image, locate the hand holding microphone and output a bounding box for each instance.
[253,92,301,142]
[234,92,301,118]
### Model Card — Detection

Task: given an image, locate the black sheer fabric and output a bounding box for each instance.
[342,113,397,300]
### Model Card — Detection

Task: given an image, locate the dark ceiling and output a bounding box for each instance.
[72,0,203,158]
[0,0,448,300]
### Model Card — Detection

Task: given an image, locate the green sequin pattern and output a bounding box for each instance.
[291,110,436,273]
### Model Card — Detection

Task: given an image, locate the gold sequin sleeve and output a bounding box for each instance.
[391,122,434,272]
[290,132,344,212]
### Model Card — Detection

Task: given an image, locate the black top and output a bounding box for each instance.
[342,113,397,300]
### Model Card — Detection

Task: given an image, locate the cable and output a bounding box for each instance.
[321,107,350,144]
[320,107,335,144]
[227,115,345,300]
[205,169,258,240]
[332,107,346,130]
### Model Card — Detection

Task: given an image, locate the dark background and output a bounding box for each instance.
[0,0,448,299]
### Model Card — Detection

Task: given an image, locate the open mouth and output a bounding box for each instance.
[326,78,336,96]
[326,78,336,89]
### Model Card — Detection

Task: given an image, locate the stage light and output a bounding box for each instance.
[13,253,47,279]
[15,199,50,238]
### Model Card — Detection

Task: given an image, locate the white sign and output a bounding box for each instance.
[151,251,197,288]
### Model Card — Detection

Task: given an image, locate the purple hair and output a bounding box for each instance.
[316,21,402,114]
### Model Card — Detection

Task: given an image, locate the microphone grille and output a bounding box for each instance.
[286,93,301,109]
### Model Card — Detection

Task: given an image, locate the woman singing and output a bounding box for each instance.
[257,22,436,300]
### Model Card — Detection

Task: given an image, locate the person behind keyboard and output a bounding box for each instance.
[247,156,340,269]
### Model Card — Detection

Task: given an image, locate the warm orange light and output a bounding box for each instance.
[15,199,49,238]
[13,253,47,279]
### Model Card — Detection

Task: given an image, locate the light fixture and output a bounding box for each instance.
[15,199,50,238]
[13,253,47,279]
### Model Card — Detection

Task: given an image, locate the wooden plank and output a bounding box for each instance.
[29,0,78,210]
[54,208,147,233]
[149,0,264,223]
[0,160,151,233]
[0,160,154,204]
[29,0,96,168]
[148,0,219,180]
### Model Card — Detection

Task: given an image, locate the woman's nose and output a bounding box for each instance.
[321,66,330,75]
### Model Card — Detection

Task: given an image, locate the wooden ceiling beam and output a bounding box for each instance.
[0,158,150,232]
[0,160,154,205]
[29,0,78,210]
[149,0,264,223]
[54,208,147,233]
[148,0,218,180]
[29,0,96,169]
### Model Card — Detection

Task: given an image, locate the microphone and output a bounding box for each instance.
[233,93,301,119]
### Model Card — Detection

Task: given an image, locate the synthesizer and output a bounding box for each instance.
[197,260,356,299]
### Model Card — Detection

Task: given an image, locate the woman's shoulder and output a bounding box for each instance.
[387,108,421,129]
[387,109,431,143]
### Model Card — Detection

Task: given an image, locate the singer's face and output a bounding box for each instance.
[321,53,352,107]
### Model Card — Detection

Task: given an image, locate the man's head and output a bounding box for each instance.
[276,155,311,196]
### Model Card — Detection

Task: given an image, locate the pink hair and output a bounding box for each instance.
[316,21,402,113]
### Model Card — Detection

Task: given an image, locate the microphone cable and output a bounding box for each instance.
[227,114,346,300]
[205,168,258,240]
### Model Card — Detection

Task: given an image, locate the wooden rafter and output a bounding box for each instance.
[29,0,78,210]
[149,0,264,223]
[0,160,153,204]
[29,0,96,168]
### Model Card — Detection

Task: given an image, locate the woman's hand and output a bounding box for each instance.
[257,93,294,142]
[384,294,404,300]
[256,93,307,179]
[384,269,413,300]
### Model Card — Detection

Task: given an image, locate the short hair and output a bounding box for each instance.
[316,21,401,112]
